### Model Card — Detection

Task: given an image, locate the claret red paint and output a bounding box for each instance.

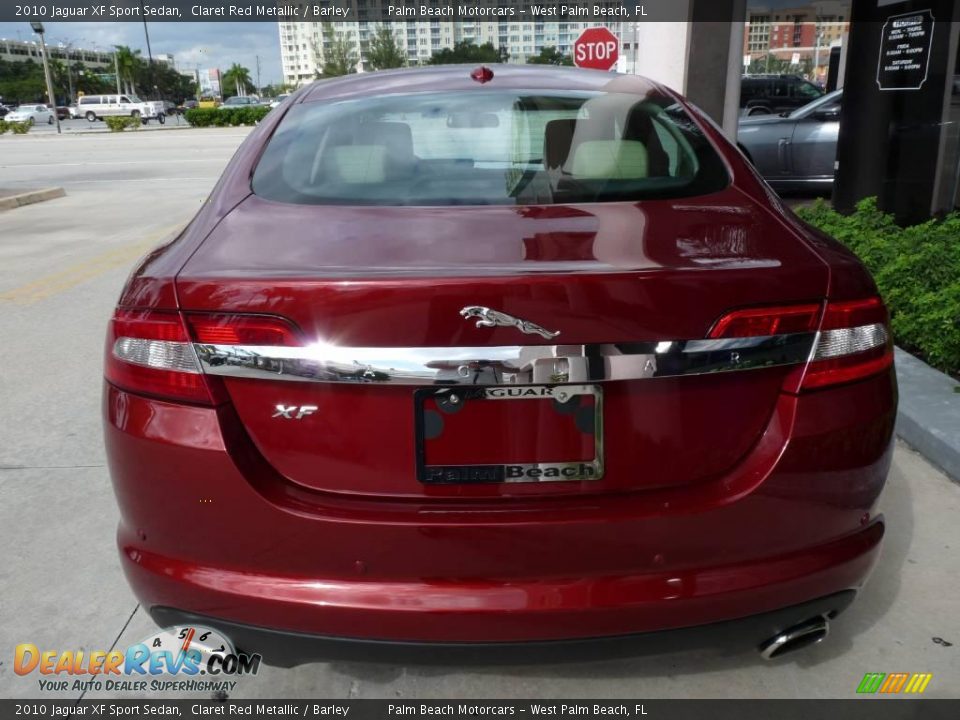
[104,66,895,661]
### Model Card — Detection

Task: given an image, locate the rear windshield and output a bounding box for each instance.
[252,90,729,206]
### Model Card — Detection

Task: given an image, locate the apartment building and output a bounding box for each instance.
[277,1,620,85]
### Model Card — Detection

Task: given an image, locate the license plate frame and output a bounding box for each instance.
[414,384,604,485]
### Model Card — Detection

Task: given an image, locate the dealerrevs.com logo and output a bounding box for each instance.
[15,625,261,694]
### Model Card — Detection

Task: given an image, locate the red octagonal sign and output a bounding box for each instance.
[574,27,619,71]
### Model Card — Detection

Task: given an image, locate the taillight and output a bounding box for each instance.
[105,310,303,405]
[708,303,822,338]
[106,310,215,405]
[186,314,301,346]
[709,296,893,391]
[802,297,893,390]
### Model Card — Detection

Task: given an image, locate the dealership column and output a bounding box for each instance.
[627,0,747,139]
[834,0,960,223]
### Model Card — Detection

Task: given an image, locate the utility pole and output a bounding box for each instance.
[256,55,262,97]
[114,51,122,94]
[30,23,61,134]
[138,0,155,97]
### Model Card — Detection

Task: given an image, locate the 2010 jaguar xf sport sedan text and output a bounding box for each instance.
[104,66,896,663]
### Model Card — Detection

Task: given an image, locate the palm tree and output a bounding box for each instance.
[113,45,142,96]
[222,63,253,98]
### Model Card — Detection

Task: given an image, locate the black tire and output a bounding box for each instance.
[85,111,97,122]
[47,115,53,124]
[28,117,34,126]
[157,113,165,125]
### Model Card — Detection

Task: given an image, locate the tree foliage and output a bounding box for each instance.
[317,24,358,78]
[428,40,507,65]
[114,45,141,95]
[526,46,573,66]
[222,63,255,98]
[365,25,407,71]
[0,58,111,106]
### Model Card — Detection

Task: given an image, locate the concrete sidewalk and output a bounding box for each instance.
[895,348,960,484]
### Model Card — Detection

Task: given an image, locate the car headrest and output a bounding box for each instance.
[543,119,577,170]
[568,140,649,180]
[327,145,388,184]
[355,121,415,164]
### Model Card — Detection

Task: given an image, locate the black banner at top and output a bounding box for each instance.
[3,0,744,23]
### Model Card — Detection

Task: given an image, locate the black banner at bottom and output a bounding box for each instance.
[2,700,958,719]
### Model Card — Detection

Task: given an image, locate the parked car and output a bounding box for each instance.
[219,95,260,109]
[738,89,842,191]
[76,94,164,124]
[50,105,70,121]
[182,99,199,111]
[741,74,824,116]
[269,93,290,109]
[0,104,11,118]
[5,104,54,125]
[104,66,895,664]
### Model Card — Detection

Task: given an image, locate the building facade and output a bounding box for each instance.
[0,38,114,69]
[744,1,852,81]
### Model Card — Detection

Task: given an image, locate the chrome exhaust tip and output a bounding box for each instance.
[759,616,830,660]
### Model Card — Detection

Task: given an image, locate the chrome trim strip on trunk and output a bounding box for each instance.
[193,332,817,386]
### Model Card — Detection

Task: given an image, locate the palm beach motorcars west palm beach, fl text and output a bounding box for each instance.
[35,3,649,20]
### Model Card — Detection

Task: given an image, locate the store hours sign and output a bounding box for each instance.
[877,10,935,91]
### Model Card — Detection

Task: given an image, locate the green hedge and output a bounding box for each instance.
[0,119,31,134]
[797,198,960,376]
[184,106,271,127]
[104,116,140,132]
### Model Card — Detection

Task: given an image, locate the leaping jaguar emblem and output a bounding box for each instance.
[459,306,560,340]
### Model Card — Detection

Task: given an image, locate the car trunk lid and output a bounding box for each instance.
[176,190,828,499]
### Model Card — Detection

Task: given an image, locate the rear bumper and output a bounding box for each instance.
[151,591,857,667]
[105,368,895,647]
[123,520,881,646]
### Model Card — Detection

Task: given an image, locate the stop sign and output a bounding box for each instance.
[573,27,619,71]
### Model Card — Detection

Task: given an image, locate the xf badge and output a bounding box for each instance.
[272,405,318,420]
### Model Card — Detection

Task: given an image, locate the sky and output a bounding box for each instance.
[0,21,283,86]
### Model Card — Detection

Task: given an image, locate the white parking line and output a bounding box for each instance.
[55,177,220,184]
[1,159,230,168]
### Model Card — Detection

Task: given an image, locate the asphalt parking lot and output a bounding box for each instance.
[0,129,958,701]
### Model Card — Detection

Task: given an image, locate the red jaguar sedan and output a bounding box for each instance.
[104,66,895,663]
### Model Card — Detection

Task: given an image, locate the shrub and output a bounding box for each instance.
[104,116,140,132]
[0,119,7,135]
[797,197,960,375]
[184,106,271,128]
[8,121,30,134]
